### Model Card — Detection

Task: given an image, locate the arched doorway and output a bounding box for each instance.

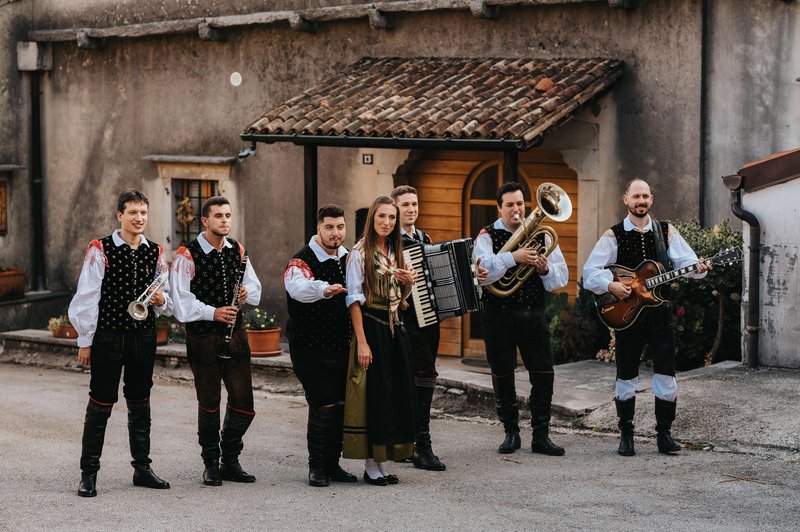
[407,149,578,357]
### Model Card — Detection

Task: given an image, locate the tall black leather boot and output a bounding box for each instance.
[198,406,222,486]
[307,405,329,487]
[413,385,446,471]
[78,399,112,497]
[530,374,565,456]
[615,396,636,457]
[219,407,256,483]
[655,397,681,454]
[492,372,521,454]
[323,404,357,483]
[127,399,170,489]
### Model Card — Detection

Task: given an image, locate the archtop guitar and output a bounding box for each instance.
[594,247,743,330]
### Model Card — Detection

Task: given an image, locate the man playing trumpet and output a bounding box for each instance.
[473,182,569,456]
[69,189,173,497]
[170,196,262,486]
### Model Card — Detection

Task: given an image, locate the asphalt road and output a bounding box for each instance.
[1,363,798,531]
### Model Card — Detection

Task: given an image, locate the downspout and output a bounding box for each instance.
[722,175,759,368]
[30,71,46,291]
[698,0,710,224]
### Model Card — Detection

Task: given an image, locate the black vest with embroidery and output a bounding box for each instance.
[97,235,160,332]
[400,230,432,329]
[186,238,244,335]
[611,221,671,269]
[481,224,546,310]
[286,246,352,355]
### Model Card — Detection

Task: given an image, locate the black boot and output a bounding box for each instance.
[492,372,521,454]
[307,405,329,487]
[127,399,170,489]
[530,374,565,456]
[615,396,636,457]
[78,399,112,497]
[219,407,256,482]
[655,398,681,454]
[413,385,446,471]
[198,406,222,486]
[323,404,357,483]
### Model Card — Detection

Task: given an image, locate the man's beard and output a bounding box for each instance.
[321,238,340,251]
[629,205,649,218]
[208,227,229,237]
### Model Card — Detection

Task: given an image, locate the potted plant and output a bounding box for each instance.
[243,307,282,357]
[48,314,78,339]
[156,315,171,346]
[0,264,26,301]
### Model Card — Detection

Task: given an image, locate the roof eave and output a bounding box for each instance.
[239,133,531,151]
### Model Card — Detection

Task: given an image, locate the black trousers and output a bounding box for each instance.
[89,329,157,403]
[615,305,676,381]
[406,322,440,382]
[291,348,348,406]
[482,307,553,378]
[186,329,254,412]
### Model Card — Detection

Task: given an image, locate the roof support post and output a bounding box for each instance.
[503,149,518,183]
[304,145,319,241]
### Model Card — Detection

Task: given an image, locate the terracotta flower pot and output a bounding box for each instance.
[52,325,78,339]
[0,268,25,301]
[246,328,282,357]
[156,325,169,346]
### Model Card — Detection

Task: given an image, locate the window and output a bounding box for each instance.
[172,179,218,246]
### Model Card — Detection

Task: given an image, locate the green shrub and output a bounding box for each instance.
[548,280,611,364]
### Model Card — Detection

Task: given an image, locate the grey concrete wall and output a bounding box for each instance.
[0,2,32,284]
[705,0,800,225]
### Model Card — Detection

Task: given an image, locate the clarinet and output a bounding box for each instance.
[218,252,249,360]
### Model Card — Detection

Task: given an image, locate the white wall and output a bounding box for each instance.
[741,178,800,368]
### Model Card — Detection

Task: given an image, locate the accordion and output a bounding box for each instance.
[402,238,483,327]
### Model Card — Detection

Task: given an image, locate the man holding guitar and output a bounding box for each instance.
[583,179,711,457]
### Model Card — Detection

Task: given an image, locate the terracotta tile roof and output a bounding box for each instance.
[243,57,623,148]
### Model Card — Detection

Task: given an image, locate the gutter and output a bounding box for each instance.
[722,174,760,368]
[239,133,530,151]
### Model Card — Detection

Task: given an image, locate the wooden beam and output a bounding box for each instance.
[469,1,500,18]
[503,149,519,183]
[289,13,318,33]
[304,145,319,241]
[198,23,228,42]
[368,8,395,29]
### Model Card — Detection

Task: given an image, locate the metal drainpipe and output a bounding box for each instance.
[30,71,46,291]
[728,187,760,368]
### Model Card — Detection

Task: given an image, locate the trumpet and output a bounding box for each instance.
[127,272,167,321]
[486,182,572,298]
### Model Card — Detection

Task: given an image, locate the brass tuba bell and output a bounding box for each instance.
[486,182,572,298]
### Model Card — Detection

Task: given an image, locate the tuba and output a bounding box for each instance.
[486,182,572,298]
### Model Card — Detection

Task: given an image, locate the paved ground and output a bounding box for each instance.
[1,363,799,531]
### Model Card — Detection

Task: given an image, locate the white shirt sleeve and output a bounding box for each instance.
[284,259,329,303]
[242,259,262,305]
[667,225,706,279]
[345,250,366,307]
[68,243,106,348]
[473,230,516,286]
[153,245,173,317]
[582,233,618,295]
[540,238,569,292]
[170,252,217,323]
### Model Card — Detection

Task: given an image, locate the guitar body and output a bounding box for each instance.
[595,260,668,330]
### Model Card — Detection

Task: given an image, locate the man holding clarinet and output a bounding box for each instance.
[171,196,262,486]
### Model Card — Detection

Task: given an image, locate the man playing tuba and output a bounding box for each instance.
[473,181,569,456]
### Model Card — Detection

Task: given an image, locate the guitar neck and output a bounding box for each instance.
[645,259,709,289]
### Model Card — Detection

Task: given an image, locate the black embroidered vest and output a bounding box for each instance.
[97,235,160,332]
[481,224,545,310]
[186,237,244,335]
[286,246,352,355]
[611,221,671,269]
[400,230,432,329]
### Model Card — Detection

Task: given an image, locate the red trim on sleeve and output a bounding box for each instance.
[284,258,312,281]
[478,229,488,237]
[84,240,108,268]
[173,245,195,278]
[238,242,246,258]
